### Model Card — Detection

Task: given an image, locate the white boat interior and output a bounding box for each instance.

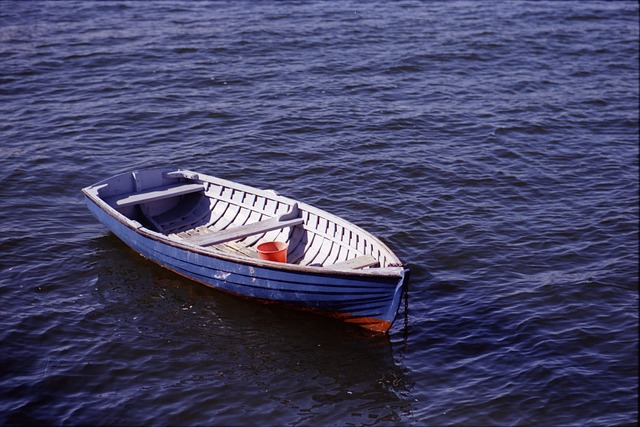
[94,169,402,270]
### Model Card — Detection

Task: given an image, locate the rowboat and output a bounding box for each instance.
[82,168,409,333]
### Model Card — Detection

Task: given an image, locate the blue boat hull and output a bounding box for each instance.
[86,197,407,332]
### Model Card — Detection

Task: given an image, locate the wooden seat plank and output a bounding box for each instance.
[107,183,205,207]
[325,255,379,270]
[185,217,303,247]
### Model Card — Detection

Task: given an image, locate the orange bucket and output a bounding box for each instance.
[256,241,289,263]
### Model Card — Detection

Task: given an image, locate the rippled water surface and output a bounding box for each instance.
[1,1,638,425]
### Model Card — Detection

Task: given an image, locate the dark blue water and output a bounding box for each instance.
[1,1,638,425]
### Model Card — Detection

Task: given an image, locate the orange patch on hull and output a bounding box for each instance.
[281,303,394,333]
[343,317,393,333]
